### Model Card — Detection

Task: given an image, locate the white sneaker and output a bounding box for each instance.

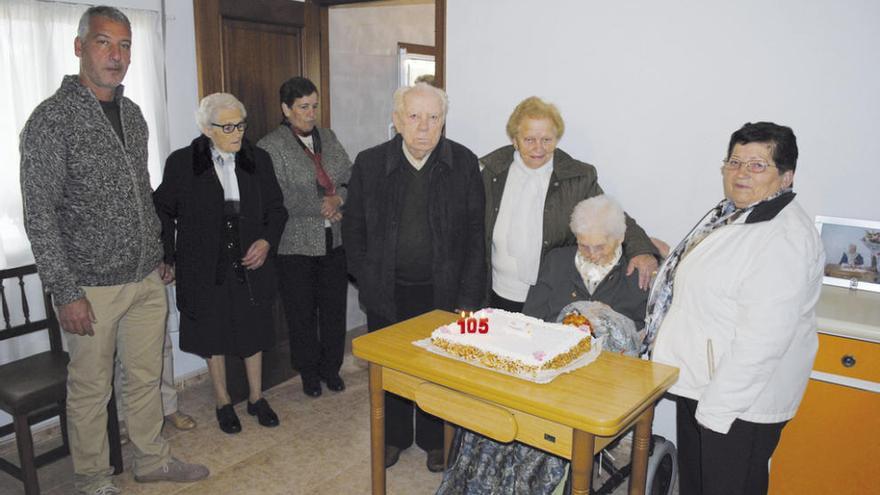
[88,482,121,495]
[134,457,210,483]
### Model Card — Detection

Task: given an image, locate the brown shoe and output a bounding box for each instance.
[165,411,197,431]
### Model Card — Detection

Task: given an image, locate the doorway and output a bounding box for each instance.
[327,0,437,158]
[193,0,324,143]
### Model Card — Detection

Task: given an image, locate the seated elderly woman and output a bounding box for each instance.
[437,195,648,495]
[524,194,648,329]
[154,93,288,435]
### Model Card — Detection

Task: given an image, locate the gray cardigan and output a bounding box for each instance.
[257,125,352,256]
[20,75,161,305]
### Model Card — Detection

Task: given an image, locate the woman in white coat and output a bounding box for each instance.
[647,122,825,495]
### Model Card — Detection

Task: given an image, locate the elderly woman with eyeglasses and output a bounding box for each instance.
[524,194,648,331]
[154,93,288,435]
[481,96,658,312]
[648,122,825,495]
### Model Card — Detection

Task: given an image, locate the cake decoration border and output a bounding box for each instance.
[412,335,605,384]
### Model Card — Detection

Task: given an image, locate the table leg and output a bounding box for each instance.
[628,405,655,495]
[571,429,596,495]
[369,363,385,494]
[443,422,455,468]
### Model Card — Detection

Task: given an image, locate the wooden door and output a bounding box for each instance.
[222,19,302,142]
[194,0,325,141]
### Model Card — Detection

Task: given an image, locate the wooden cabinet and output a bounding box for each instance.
[768,295,880,494]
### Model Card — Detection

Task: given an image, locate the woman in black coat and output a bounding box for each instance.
[154,93,288,434]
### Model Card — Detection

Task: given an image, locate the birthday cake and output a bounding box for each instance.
[430,308,592,376]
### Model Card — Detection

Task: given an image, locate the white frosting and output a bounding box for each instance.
[431,308,590,367]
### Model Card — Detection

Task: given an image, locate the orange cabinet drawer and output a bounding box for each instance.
[813,333,880,382]
[769,378,880,494]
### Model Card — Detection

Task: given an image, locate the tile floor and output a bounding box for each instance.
[0,343,675,495]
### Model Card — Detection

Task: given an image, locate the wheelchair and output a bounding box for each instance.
[564,433,678,495]
[445,429,678,495]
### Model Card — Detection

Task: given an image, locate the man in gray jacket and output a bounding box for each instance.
[19,6,207,494]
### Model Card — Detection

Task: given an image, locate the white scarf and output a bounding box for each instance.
[211,148,240,201]
[574,245,622,294]
[505,152,553,285]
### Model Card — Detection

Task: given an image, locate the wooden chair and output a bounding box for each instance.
[0,265,123,495]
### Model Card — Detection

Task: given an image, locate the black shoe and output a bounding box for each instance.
[322,374,345,392]
[247,398,280,427]
[385,445,401,468]
[426,449,445,472]
[215,404,241,434]
[302,375,322,398]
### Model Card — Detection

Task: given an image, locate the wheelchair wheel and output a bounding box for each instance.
[645,435,677,495]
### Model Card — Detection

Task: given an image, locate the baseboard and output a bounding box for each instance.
[0,368,211,453]
[173,367,210,391]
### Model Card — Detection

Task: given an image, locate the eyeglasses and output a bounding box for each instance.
[211,121,247,134]
[721,158,777,174]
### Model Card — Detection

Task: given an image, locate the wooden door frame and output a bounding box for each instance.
[192,0,330,126]
[398,42,436,57]
[434,0,446,88]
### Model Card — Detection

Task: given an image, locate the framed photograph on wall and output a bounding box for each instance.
[815,216,880,292]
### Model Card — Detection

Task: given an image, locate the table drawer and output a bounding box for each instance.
[382,367,622,459]
[814,333,880,383]
[416,383,517,442]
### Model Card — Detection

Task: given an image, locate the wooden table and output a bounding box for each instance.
[352,310,679,495]
[824,263,877,283]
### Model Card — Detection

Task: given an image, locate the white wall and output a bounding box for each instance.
[446,0,880,243]
[148,0,204,379]
[164,1,200,150]
[445,0,880,445]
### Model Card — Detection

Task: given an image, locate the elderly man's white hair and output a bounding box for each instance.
[569,195,626,241]
[195,93,247,132]
[392,83,449,119]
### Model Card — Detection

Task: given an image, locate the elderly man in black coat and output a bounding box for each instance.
[342,83,486,472]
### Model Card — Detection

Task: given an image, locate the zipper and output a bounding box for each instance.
[707,338,716,380]
[94,90,150,277]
